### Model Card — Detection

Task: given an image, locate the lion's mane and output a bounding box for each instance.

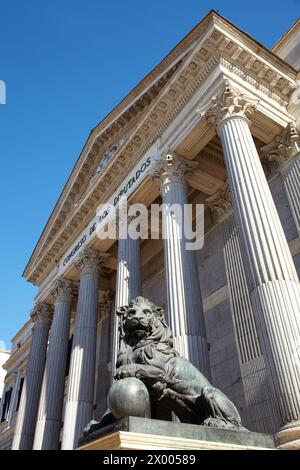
[116,297,178,369]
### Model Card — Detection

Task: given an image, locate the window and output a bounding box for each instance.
[16,377,24,412]
[1,388,12,422]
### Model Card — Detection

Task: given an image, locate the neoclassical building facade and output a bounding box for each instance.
[1,11,300,450]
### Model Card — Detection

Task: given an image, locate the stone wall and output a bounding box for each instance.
[204,298,250,426]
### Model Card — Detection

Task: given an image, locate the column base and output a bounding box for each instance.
[275,421,300,450]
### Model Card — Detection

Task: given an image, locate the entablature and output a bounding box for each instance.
[24,11,298,288]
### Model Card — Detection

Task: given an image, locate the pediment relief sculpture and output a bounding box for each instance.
[90,135,128,184]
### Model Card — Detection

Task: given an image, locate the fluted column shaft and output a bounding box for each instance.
[61,249,102,450]
[152,153,210,377]
[279,153,300,237]
[115,237,141,308]
[261,123,300,238]
[202,81,300,427]
[112,234,141,375]
[33,279,73,450]
[12,303,52,450]
[222,212,280,433]
[221,117,299,288]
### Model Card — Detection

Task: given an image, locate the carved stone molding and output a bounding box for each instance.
[91,136,128,182]
[198,79,259,132]
[151,152,198,189]
[26,18,297,285]
[260,122,300,167]
[30,302,53,325]
[206,181,232,222]
[219,56,291,108]
[50,277,73,303]
[75,248,110,276]
[26,63,182,274]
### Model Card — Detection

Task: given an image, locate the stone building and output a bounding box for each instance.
[0,348,10,401]
[1,11,300,450]
[0,323,31,449]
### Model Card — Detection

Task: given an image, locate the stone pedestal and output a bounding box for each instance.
[78,417,275,451]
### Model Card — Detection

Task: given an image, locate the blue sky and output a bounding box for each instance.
[0,0,299,348]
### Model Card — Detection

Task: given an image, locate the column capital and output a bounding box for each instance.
[151,152,198,189]
[198,80,259,132]
[75,247,109,275]
[260,122,300,168]
[30,302,53,325]
[206,182,232,223]
[50,277,73,303]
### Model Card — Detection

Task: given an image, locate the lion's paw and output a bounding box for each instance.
[114,364,138,380]
[202,417,238,430]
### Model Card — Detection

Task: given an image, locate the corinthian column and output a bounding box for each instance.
[33,278,73,450]
[111,212,142,375]
[200,80,300,431]
[151,153,210,378]
[115,235,141,306]
[12,303,53,450]
[115,233,141,308]
[61,248,106,450]
[261,122,300,237]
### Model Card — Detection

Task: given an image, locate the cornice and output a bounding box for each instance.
[2,337,31,371]
[24,13,298,286]
[0,348,10,354]
[219,55,292,107]
[213,14,297,78]
[23,12,218,281]
[10,319,32,344]
[272,18,300,55]
[27,52,221,285]
[23,61,186,281]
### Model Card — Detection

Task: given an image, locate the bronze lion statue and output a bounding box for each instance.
[84,296,246,437]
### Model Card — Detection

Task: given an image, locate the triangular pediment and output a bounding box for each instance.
[24,10,297,286]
